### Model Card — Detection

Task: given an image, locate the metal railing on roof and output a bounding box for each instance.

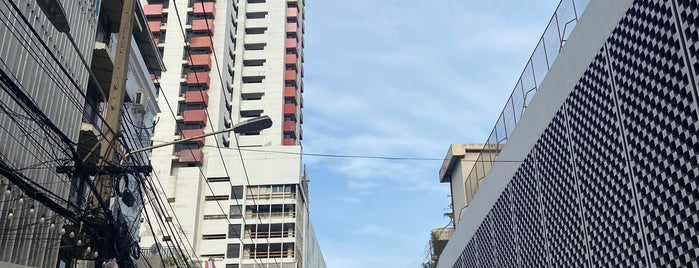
[460,0,589,219]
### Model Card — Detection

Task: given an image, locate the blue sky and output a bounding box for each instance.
[302,1,560,267]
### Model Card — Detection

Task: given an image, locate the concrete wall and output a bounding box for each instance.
[437,0,634,266]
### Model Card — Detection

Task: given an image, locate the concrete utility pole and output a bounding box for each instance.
[94,0,135,212]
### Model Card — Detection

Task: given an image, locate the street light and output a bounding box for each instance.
[126,115,273,156]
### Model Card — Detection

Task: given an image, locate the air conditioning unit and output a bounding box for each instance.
[134,91,146,107]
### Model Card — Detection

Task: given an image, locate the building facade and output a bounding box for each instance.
[0,0,162,267]
[438,144,499,228]
[138,0,324,267]
[438,0,699,267]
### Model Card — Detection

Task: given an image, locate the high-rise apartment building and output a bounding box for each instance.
[438,0,699,267]
[139,0,325,267]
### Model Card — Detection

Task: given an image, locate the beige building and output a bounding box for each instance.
[138,0,325,267]
[439,144,500,227]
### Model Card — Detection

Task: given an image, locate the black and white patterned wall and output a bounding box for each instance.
[452,0,699,267]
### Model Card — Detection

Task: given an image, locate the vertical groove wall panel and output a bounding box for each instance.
[609,1,699,267]
[607,0,699,266]
[567,52,648,267]
[450,1,699,267]
[536,111,589,268]
[490,190,514,268]
[509,152,547,268]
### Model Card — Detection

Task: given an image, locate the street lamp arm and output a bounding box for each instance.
[125,115,272,158]
[127,127,235,156]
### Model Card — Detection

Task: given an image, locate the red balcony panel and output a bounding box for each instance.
[283,103,296,115]
[182,129,206,145]
[284,87,296,99]
[284,54,297,65]
[186,72,211,88]
[283,121,296,132]
[282,138,296,146]
[284,70,297,81]
[143,4,163,17]
[193,2,216,18]
[285,38,297,49]
[179,148,204,164]
[189,54,212,70]
[191,19,215,33]
[285,23,298,33]
[183,110,207,126]
[190,37,213,51]
[185,91,209,106]
[286,8,298,18]
[148,21,161,32]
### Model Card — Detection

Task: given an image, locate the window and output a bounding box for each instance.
[244,43,266,51]
[241,93,264,100]
[242,76,265,83]
[202,234,226,240]
[246,12,267,19]
[245,27,267,34]
[240,110,263,118]
[205,195,229,201]
[231,186,244,199]
[167,197,176,203]
[229,205,242,219]
[227,244,240,258]
[226,264,239,268]
[203,214,227,220]
[162,236,172,241]
[207,177,230,182]
[243,59,266,67]
[228,224,242,238]
[247,0,265,3]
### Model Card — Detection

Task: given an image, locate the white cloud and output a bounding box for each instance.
[303,0,562,266]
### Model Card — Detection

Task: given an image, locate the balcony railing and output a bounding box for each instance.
[283,103,296,115]
[184,90,209,106]
[284,70,297,81]
[246,250,294,259]
[191,19,214,33]
[178,148,203,164]
[246,230,295,239]
[183,110,207,125]
[246,192,296,200]
[190,37,213,51]
[143,4,163,17]
[192,2,216,17]
[461,0,589,213]
[246,211,295,219]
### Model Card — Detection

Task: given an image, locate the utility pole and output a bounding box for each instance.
[93,0,135,267]
[94,0,134,211]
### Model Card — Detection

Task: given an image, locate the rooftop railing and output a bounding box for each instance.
[460,0,589,220]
